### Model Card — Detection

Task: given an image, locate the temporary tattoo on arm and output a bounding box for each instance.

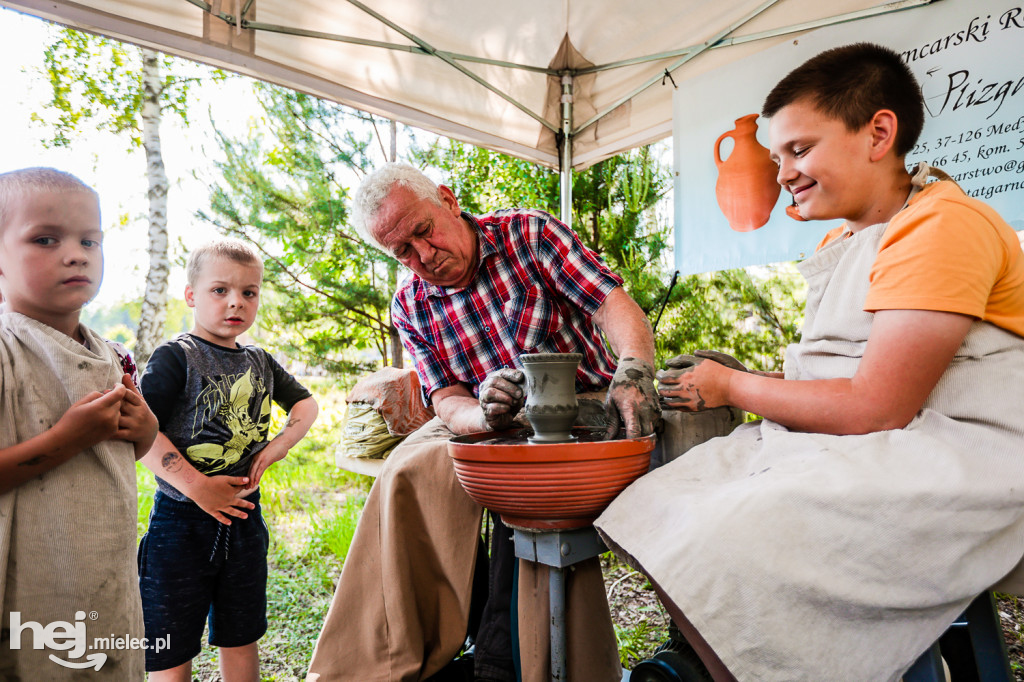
[18,454,50,467]
[285,417,299,428]
[161,451,183,474]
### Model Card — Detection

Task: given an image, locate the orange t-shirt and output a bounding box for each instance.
[817,181,1024,337]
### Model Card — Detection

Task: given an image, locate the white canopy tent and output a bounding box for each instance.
[1,0,940,221]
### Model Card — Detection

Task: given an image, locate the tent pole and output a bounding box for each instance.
[559,74,573,225]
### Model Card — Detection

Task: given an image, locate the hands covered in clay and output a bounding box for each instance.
[604,357,660,439]
[656,349,747,410]
[478,368,526,431]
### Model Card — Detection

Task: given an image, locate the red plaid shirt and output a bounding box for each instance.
[392,209,623,405]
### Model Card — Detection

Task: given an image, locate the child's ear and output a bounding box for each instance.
[868,109,899,162]
[184,285,196,308]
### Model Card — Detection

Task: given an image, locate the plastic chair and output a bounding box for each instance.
[903,592,1013,682]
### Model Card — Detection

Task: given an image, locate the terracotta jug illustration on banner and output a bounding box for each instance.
[713,114,781,232]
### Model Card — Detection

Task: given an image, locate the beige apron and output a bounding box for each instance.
[596,177,1024,681]
[0,313,144,680]
[307,416,621,682]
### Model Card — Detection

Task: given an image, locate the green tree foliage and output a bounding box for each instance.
[416,142,671,312]
[416,141,560,215]
[33,27,221,365]
[81,298,194,349]
[201,87,803,374]
[569,147,672,312]
[653,265,805,372]
[419,138,803,371]
[33,29,199,147]
[200,84,394,375]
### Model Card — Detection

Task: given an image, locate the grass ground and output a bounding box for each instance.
[136,378,1024,680]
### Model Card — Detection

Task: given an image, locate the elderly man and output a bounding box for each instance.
[308,163,659,682]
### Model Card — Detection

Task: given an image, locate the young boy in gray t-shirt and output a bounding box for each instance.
[139,238,318,680]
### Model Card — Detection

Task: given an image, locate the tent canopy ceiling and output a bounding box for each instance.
[3,0,939,169]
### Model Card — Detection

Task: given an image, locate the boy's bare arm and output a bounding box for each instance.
[140,431,255,525]
[0,386,126,495]
[661,309,972,435]
[246,396,319,489]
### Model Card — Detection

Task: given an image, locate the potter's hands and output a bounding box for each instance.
[657,350,747,410]
[604,357,660,439]
[478,368,526,431]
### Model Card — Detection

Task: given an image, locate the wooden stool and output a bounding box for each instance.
[513,526,607,681]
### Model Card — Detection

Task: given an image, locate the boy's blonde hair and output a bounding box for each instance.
[0,167,98,232]
[186,238,264,287]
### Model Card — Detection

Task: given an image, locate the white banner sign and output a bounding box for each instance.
[673,0,1024,275]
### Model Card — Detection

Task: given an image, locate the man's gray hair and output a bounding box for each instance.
[0,167,97,231]
[352,163,441,251]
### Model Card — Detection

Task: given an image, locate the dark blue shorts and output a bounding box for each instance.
[138,489,269,672]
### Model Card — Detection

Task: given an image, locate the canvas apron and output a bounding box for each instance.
[596,179,1024,681]
[0,313,144,680]
[307,416,621,682]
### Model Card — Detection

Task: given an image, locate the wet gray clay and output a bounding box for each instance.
[520,352,582,443]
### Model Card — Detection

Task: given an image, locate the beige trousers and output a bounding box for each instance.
[307,418,621,681]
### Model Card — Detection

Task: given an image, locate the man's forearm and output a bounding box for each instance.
[593,287,655,365]
[434,394,488,435]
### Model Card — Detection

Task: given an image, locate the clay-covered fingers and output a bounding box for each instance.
[479,368,525,402]
[656,365,704,410]
[479,368,526,430]
[604,357,660,440]
[606,399,658,439]
[604,399,622,440]
[656,366,696,385]
[657,352,739,411]
[694,349,748,372]
[663,353,702,371]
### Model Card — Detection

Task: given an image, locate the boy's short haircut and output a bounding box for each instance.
[0,167,97,232]
[352,163,441,250]
[761,42,925,156]
[186,238,264,287]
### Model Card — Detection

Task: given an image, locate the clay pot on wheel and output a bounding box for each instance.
[519,352,581,443]
[714,114,781,232]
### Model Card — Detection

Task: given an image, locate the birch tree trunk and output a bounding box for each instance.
[134,49,170,367]
[387,118,404,368]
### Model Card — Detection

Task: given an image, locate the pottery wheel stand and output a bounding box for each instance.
[513,525,607,681]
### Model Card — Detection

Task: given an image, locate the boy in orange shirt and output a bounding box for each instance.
[597,43,1024,681]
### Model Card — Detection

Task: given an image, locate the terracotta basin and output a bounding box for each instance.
[448,427,656,530]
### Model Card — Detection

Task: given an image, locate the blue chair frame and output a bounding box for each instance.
[903,592,1013,682]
